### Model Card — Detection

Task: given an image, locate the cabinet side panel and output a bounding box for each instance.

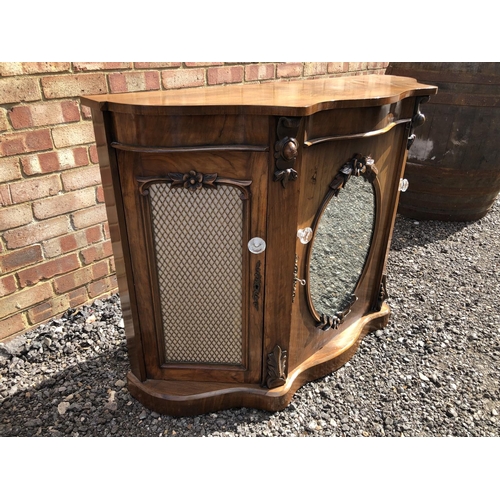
[90,109,147,381]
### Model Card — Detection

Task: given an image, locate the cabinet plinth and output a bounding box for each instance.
[82,75,437,416]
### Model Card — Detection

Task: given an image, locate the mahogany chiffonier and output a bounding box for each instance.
[81,75,437,416]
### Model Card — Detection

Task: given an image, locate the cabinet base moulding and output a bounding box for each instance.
[126,303,390,417]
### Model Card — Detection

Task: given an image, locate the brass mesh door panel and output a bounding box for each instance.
[148,183,245,365]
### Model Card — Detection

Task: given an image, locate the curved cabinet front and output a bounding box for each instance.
[82,75,437,416]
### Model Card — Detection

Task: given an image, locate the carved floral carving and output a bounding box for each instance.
[266,345,287,389]
[137,171,252,199]
[329,154,378,196]
[274,117,301,188]
[317,294,357,331]
[373,274,388,312]
[252,260,262,311]
[407,95,429,149]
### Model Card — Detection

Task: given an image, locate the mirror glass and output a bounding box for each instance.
[309,175,375,318]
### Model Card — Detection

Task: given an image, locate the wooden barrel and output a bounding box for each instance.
[386,62,500,221]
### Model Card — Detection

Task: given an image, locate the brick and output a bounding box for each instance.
[69,286,89,308]
[0,281,53,317]
[0,274,17,297]
[134,62,182,69]
[43,225,102,258]
[33,187,96,219]
[22,147,89,176]
[0,185,12,206]
[348,62,368,72]
[91,259,110,280]
[88,274,117,298]
[0,158,22,183]
[27,293,71,325]
[73,62,132,72]
[61,164,102,191]
[53,267,92,293]
[368,62,389,70]
[17,253,80,287]
[0,129,53,157]
[89,145,99,164]
[96,185,105,203]
[71,204,108,229]
[0,63,70,77]
[42,233,78,258]
[0,77,41,104]
[9,100,80,129]
[10,174,61,203]
[277,63,303,79]
[245,64,275,82]
[0,314,27,341]
[41,74,107,99]
[0,245,43,273]
[184,62,223,67]
[207,66,244,85]
[0,204,33,231]
[52,121,95,148]
[328,62,349,74]
[81,105,92,120]
[0,107,8,132]
[108,71,160,93]
[80,240,113,265]
[161,69,205,89]
[3,215,70,249]
[86,225,103,244]
[304,63,328,76]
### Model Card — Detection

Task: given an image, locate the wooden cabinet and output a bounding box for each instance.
[82,75,437,416]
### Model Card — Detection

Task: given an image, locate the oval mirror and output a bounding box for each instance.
[307,161,376,330]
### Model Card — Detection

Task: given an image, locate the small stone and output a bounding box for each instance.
[446,407,458,418]
[58,402,71,415]
[85,314,97,324]
[105,402,118,412]
[419,373,429,381]
[114,380,126,388]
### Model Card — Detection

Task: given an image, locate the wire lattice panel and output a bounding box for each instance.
[148,183,244,365]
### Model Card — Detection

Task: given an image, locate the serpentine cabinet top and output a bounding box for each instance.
[81,75,438,116]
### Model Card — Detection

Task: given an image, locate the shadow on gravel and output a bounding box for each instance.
[390,213,480,251]
[0,344,277,437]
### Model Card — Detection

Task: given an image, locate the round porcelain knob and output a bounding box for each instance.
[248,237,266,254]
[297,227,313,244]
[399,178,409,192]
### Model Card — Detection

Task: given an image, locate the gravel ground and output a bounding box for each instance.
[1,199,499,438]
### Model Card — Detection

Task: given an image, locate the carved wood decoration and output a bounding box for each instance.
[329,154,378,196]
[373,274,388,312]
[266,345,287,389]
[306,154,379,332]
[274,117,301,188]
[407,95,429,149]
[138,170,252,199]
[317,295,357,331]
[252,260,262,310]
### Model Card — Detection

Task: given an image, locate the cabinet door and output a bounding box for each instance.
[118,150,267,384]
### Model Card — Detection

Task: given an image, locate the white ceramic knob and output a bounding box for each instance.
[248,237,266,254]
[399,178,409,192]
[297,227,313,244]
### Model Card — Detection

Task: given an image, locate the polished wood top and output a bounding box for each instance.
[81,75,437,116]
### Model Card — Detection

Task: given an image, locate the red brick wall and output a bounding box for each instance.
[0,62,388,341]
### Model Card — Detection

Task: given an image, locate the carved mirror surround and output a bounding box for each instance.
[307,154,378,331]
